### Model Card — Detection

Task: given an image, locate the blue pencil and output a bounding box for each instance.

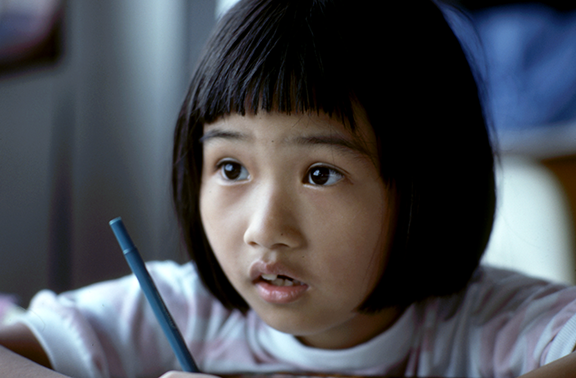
[109,217,200,373]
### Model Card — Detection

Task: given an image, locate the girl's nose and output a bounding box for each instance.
[243,184,303,251]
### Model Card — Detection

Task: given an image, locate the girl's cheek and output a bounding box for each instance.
[200,179,246,237]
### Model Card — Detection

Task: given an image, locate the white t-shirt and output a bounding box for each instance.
[16,261,576,378]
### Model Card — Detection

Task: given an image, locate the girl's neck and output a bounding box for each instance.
[296,306,405,350]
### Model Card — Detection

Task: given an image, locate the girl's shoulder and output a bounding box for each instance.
[469,264,575,299]
[409,266,576,374]
[415,264,576,340]
[16,260,243,376]
[57,260,214,308]
[436,265,576,318]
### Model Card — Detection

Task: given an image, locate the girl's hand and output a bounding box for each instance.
[518,351,576,378]
[159,371,220,378]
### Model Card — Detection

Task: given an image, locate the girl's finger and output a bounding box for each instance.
[159,371,220,378]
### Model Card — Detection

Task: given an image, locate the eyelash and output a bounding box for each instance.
[215,160,344,186]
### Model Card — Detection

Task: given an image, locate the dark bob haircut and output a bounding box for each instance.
[172,0,496,312]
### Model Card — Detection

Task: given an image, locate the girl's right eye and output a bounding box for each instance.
[218,161,249,181]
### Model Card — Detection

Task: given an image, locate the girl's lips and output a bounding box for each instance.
[255,280,308,304]
[249,260,309,304]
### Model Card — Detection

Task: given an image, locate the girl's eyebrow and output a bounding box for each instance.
[199,129,248,143]
[288,135,372,160]
[200,128,373,160]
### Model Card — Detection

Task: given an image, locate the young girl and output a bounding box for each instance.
[2,0,576,377]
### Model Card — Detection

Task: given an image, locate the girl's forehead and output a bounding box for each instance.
[201,111,379,166]
[204,110,373,141]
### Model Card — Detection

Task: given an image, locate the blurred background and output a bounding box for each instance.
[0,0,576,309]
[0,0,226,306]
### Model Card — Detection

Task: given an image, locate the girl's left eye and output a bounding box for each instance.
[218,161,249,181]
[306,166,344,186]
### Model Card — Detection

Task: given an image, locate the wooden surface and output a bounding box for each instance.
[542,154,576,271]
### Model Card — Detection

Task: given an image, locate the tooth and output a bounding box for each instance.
[261,274,303,286]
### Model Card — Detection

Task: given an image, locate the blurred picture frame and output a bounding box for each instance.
[0,0,64,77]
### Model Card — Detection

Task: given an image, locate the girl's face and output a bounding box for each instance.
[200,111,401,349]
